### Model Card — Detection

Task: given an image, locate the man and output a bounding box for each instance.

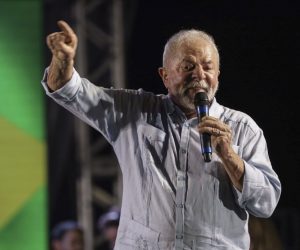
[51,220,84,250]
[248,214,284,250]
[43,20,281,249]
[96,206,120,250]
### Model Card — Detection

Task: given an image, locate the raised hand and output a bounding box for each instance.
[46,20,78,91]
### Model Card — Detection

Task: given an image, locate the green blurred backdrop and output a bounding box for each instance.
[0,0,47,249]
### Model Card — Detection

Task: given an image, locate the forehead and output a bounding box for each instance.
[178,39,215,60]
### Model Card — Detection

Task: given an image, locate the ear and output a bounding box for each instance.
[158,67,169,89]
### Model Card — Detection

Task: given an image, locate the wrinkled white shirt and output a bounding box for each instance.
[42,69,281,250]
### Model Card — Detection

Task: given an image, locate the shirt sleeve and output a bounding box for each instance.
[41,67,153,145]
[232,128,281,218]
[41,67,122,144]
[41,67,80,101]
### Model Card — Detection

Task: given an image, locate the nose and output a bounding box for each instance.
[192,64,206,80]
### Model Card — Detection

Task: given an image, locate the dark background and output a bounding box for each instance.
[127,0,300,210]
[44,0,300,248]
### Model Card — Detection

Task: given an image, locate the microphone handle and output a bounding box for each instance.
[201,133,212,162]
[196,105,212,162]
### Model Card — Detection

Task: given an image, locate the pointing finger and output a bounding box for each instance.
[57,20,75,37]
[57,20,78,48]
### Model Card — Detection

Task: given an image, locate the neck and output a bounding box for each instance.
[168,95,198,119]
[184,109,197,119]
[175,102,197,119]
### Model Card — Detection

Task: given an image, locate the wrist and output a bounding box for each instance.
[47,58,73,91]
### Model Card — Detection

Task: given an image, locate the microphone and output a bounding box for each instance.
[194,92,212,162]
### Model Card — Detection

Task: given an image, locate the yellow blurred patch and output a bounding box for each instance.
[0,117,46,230]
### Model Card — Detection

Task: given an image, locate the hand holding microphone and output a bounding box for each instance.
[194,92,233,162]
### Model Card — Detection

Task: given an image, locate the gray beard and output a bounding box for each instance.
[178,80,218,111]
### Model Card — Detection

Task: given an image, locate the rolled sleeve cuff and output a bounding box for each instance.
[41,67,80,101]
[232,160,263,207]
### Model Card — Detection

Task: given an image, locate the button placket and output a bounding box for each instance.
[174,121,190,249]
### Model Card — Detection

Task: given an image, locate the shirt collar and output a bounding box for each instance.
[163,95,186,122]
[209,98,224,119]
[163,94,224,120]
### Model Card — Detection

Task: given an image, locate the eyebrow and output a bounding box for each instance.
[203,60,213,64]
[181,58,213,65]
[181,57,197,64]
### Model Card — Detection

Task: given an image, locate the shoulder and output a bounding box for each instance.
[101,88,167,116]
[216,102,261,135]
[104,87,163,99]
[111,88,166,105]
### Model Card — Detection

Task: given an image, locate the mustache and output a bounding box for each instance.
[182,80,209,93]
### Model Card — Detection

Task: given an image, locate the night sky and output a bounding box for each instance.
[126,0,300,212]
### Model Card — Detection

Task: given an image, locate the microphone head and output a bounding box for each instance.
[194,92,209,107]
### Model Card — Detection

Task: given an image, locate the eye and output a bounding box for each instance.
[181,62,195,72]
[203,62,214,71]
[204,66,213,71]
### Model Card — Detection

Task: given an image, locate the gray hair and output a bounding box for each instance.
[162,29,220,68]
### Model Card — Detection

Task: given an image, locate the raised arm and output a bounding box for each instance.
[46,20,78,91]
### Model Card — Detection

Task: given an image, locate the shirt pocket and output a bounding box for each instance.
[137,123,167,167]
[117,218,160,249]
[137,123,168,225]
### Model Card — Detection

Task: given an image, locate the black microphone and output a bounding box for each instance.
[194,92,212,162]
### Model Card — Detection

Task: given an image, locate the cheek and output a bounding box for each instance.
[167,74,186,90]
[211,81,218,90]
[208,74,219,88]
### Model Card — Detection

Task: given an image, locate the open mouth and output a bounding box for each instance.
[184,86,207,96]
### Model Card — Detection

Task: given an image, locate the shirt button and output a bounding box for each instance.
[176,235,183,239]
[177,176,185,181]
[181,149,186,154]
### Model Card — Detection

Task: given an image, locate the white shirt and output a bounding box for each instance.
[42,69,281,250]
